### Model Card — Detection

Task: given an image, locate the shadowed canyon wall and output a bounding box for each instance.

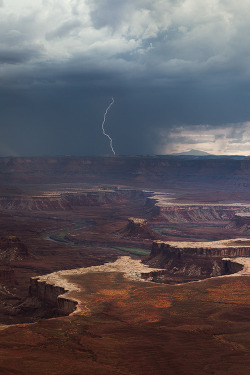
[29,277,77,315]
[144,241,245,282]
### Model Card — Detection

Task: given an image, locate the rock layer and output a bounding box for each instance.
[0,189,146,211]
[2,156,250,192]
[118,217,158,239]
[151,239,250,258]
[144,240,249,283]
[29,278,77,316]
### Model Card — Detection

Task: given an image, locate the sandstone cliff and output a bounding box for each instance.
[145,192,249,222]
[144,240,246,283]
[150,240,250,258]
[29,277,77,316]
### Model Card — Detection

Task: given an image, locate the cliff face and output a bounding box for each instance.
[144,192,248,222]
[144,241,245,283]
[1,155,250,190]
[156,205,236,222]
[150,241,250,258]
[0,189,146,211]
[141,259,242,282]
[29,277,77,315]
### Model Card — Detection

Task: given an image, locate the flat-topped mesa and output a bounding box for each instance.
[147,200,242,222]
[144,239,250,283]
[151,239,250,258]
[143,189,250,222]
[119,217,158,240]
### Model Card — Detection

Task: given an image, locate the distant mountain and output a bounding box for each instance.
[172,149,212,156]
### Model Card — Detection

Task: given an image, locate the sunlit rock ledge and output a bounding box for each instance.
[29,240,250,317]
[153,238,250,250]
[30,257,164,315]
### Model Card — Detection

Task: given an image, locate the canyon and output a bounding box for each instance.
[0,155,250,374]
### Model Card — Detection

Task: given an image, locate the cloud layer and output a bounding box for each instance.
[2,0,250,83]
[159,123,250,155]
[1,0,250,156]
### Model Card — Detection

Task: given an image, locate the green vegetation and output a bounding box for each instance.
[49,230,70,243]
[44,220,93,245]
[44,222,150,255]
[111,246,150,256]
[152,227,167,234]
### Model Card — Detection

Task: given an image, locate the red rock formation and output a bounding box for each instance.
[158,205,236,222]
[150,240,250,258]
[0,189,146,211]
[118,217,158,240]
[0,236,29,262]
[145,196,242,222]
[144,240,245,283]
[29,277,77,315]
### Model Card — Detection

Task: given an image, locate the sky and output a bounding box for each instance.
[1,0,250,156]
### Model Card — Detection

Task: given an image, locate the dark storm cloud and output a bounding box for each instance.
[0,47,42,64]
[1,0,250,156]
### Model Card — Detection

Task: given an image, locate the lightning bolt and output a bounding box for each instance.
[101,97,116,155]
